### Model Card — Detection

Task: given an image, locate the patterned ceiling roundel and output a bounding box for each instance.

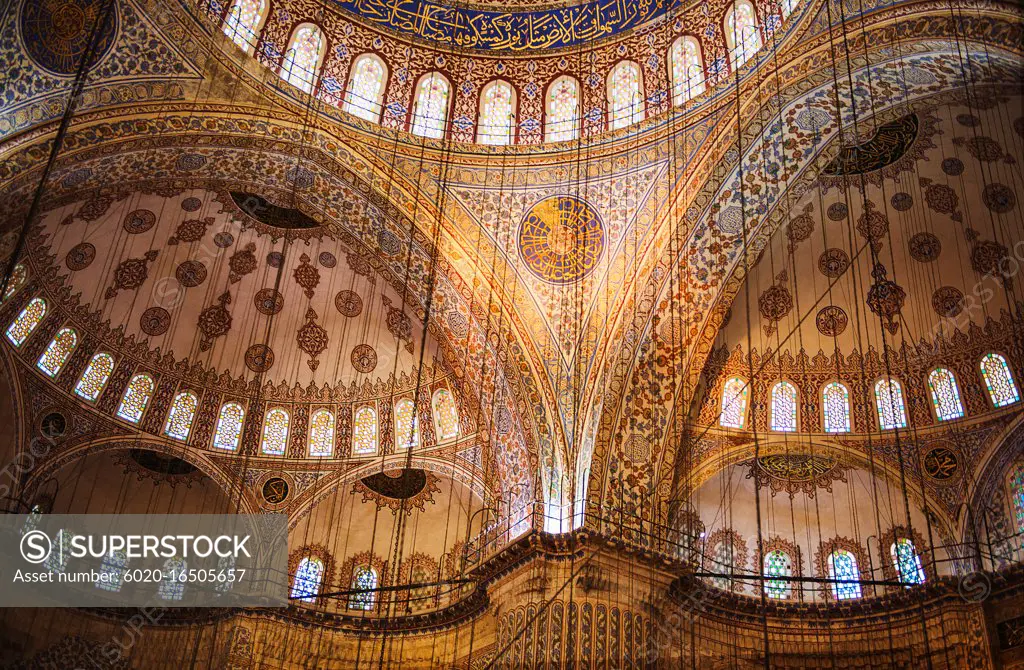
[20,0,118,76]
[517,196,605,284]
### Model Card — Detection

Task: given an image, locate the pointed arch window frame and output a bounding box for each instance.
[213,401,246,451]
[37,326,78,378]
[718,377,750,429]
[117,373,156,424]
[343,52,388,122]
[980,352,1020,408]
[668,35,706,106]
[477,78,517,145]
[281,23,326,95]
[769,380,798,432]
[352,405,379,455]
[724,0,762,70]
[410,71,452,139]
[6,297,47,347]
[544,75,581,143]
[308,408,336,457]
[606,60,646,131]
[927,367,965,421]
[874,377,908,430]
[431,388,460,442]
[75,352,115,403]
[821,381,852,433]
[164,391,200,442]
[261,407,291,455]
[222,0,268,54]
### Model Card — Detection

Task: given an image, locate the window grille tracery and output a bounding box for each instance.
[478,79,515,145]
[344,54,386,122]
[222,0,266,51]
[607,61,644,130]
[669,36,705,105]
[822,382,851,433]
[928,368,964,421]
[827,549,862,599]
[37,327,77,377]
[353,406,378,454]
[432,389,459,441]
[308,409,336,457]
[164,392,199,441]
[764,549,793,599]
[261,408,290,455]
[291,556,324,602]
[349,566,379,610]
[2,263,26,301]
[726,0,761,69]
[770,381,798,431]
[890,538,926,585]
[6,297,46,346]
[213,402,245,451]
[719,377,749,429]
[159,558,187,600]
[981,353,1019,407]
[545,76,580,142]
[411,73,450,139]
[874,378,907,430]
[281,24,324,94]
[95,550,129,592]
[394,398,419,449]
[75,353,114,402]
[117,374,155,424]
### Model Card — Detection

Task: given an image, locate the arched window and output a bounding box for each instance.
[411,72,451,139]
[2,263,27,301]
[343,53,387,122]
[158,558,187,600]
[6,297,46,346]
[822,382,851,433]
[37,327,77,377]
[607,61,645,130]
[308,408,335,457]
[669,36,705,106]
[261,408,290,455]
[95,550,129,592]
[222,0,266,52]
[781,0,798,18]
[394,398,419,449]
[281,24,324,94]
[890,538,926,585]
[827,549,862,599]
[980,353,1020,407]
[213,402,245,451]
[432,389,460,441]
[117,373,155,424]
[45,529,75,573]
[764,549,793,599]
[353,406,378,455]
[164,391,199,441]
[545,76,580,143]
[725,0,761,69]
[709,537,738,591]
[874,378,907,430]
[770,381,798,432]
[75,353,114,402]
[291,556,324,602]
[718,377,749,429]
[928,368,964,421]
[478,79,515,145]
[349,566,379,610]
[1010,463,1024,534]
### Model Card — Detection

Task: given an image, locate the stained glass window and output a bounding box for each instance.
[407,562,434,611]
[764,549,793,599]
[213,402,245,451]
[117,374,155,424]
[781,0,797,18]
[344,54,387,122]
[822,382,851,433]
[545,76,580,143]
[981,353,1020,407]
[411,72,450,139]
[164,391,198,441]
[478,80,515,145]
[222,0,266,52]
[353,406,378,455]
[719,377,749,429]
[432,389,460,441]
[827,549,862,599]
[37,327,77,377]
[928,368,964,421]
[291,556,324,602]
[261,408,290,455]
[75,353,114,402]
[726,0,762,69]
[669,36,705,106]
[6,297,46,346]
[21,505,42,536]
[394,398,419,449]
[770,381,798,432]
[216,554,236,594]
[281,24,324,94]
[890,538,925,586]
[349,566,379,610]
[308,408,335,457]
[2,263,26,301]
[45,529,75,573]
[95,550,129,592]
[710,538,736,591]
[874,378,907,430]
[607,61,644,130]
[1011,464,1024,534]
[159,558,187,600]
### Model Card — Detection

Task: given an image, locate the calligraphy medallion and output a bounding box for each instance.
[924,446,960,482]
[518,196,604,284]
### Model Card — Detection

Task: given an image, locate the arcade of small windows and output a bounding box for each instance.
[215,0,795,142]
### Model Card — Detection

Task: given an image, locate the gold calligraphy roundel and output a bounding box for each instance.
[518,196,605,284]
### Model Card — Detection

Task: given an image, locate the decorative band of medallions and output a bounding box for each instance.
[517,195,605,284]
[19,0,118,76]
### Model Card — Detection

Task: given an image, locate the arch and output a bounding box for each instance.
[927,367,964,421]
[874,377,907,430]
[2,263,26,301]
[164,391,199,441]
[117,374,155,424]
[349,565,379,611]
[432,388,460,441]
[718,377,749,429]
[477,79,516,145]
[770,380,798,432]
[411,72,451,139]
[822,382,851,433]
[353,405,378,455]
[261,408,290,455]
[75,353,114,402]
[607,60,645,130]
[158,558,187,600]
[222,0,267,53]
[827,549,861,599]
[291,555,325,603]
[668,35,705,106]
[545,75,580,143]
[6,297,46,346]
[281,23,325,94]
[308,408,335,457]
[725,0,762,69]
[705,529,747,593]
[36,327,77,377]
[758,537,802,599]
[343,53,388,122]
[980,352,1020,408]
[394,398,418,449]
[212,402,245,451]
[889,537,926,585]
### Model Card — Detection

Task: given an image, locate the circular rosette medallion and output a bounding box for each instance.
[20,0,118,76]
[517,196,605,284]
